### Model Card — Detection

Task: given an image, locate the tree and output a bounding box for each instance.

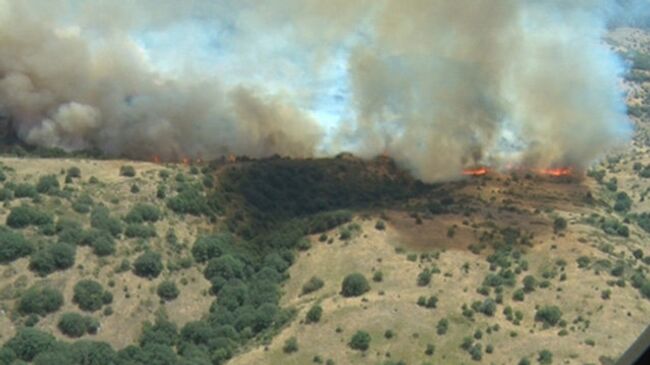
[349,331,371,351]
[29,243,76,276]
[157,281,180,302]
[36,175,60,194]
[305,304,323,324]
[6,205,53,228]
[73,280,111,312]
[133,251,163,279]
[417,269,432,286]
[283,337,299,354]
[437,318,449,335]
[191,234,234,263]
[66,166,81,179]
[18,286,64,316]
[301,276,325,295]
[538,349,553,364]
[125,203,161,223]
[0,228,32,263]
[58,312,88,338]
[523,275,537,292]
[4,328,56,361]
[535,306,563,327]
[204,255,245,281]
[341,273,370,297]
[120,165,136,177]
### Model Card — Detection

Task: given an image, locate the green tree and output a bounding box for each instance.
[57,312,88,338]
[36,175,60,194]
[0,228,33,263]
[305,304,323,324]
[18,286,64,316]
[535,306,563,327]
[4,328,56,361]
[133,251,163,279]
[349,331,371,351]
[6,205,53,228]
[73,280,111,312]
[341,273,370,297]
[157,281,180,302]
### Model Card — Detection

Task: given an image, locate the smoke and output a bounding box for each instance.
[0,0,639,181]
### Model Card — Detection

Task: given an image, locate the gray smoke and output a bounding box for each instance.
[0,0,638,181]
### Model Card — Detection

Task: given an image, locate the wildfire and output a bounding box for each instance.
[227,154,237,163]
[151,155,161,164]
[463,167,489,176]
[181,157,190,166]
[539,167,572,177]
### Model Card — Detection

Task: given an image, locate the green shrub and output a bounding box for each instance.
[538,350,553,364]
[6,205,53,228]
[125,223,157,239]
[73,280,111,312]
[57,312,88,338]
[204,255,245,281]
[0,228,33,263]
[133,251,163,279]
[90,206,123,237]
[29,242,76,276]
[4,328,56,361]
[13,183,38,198]
[36,175,60,194]
[535,306,563,327]
[66,167,81,179]
[191,234,235,263]
[349,331,371,351]
[302,276,325,295]
[614,192,632,212]
[576,256,591,269]
[157,281,180,302]
[167,186,209,216]
[283,337,299,354]
[523,275,537,292]
[373,271,384,282]
[84,230,116,257]
[119,165,136,177]
[553,217,567,233]
[125,203,162,223]
[18,286,64,316]
[417,268,432,286]
[436,318,449,335]
[0,187,13,201]
[305,304,323,323]
[341,273,370,297]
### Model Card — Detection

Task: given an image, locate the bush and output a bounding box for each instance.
[283,337,299,354]
[553,217,567,233]
[120,165,136,177]
[614,192,632,212]
[0,187,13,201]
[87,232,116,257]
[417,268,432,286]
[302,276,325,295]
[373,271,384,282]
[125,203,161,223]
[66,167,81,179]
[191,234,235,263]
[13,183,38,198]
[29,242,76,276]
[73,280,111,312]
[349,331,371,351]
[305,304,323,323]
[18,286,64,316]
[0,228,32,263]
[4,328,56,361]
[58,312,88,338]
[535,306,563,327]
[36,175,60,194]
[6,205,53,228]
[90,206,123,237]
[538,350,553,364]
[125,223,157,239]
[341,273,370,297]
[523,275,537,292]
[157,281,180,302]
[437,318,449,335]
[167,186,209,216]
[133,251,163,279]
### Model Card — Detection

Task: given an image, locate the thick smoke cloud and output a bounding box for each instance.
[0,0,638,181]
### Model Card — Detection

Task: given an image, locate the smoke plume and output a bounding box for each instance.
[0,0,639,181]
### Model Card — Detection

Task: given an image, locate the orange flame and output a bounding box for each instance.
[227,154,237,163]
[463,167,489,176]
[181,157,190,166]
[539,167,572,177]
[151,155,161,164]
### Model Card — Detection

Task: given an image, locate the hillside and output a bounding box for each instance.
[0,27,648,365]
